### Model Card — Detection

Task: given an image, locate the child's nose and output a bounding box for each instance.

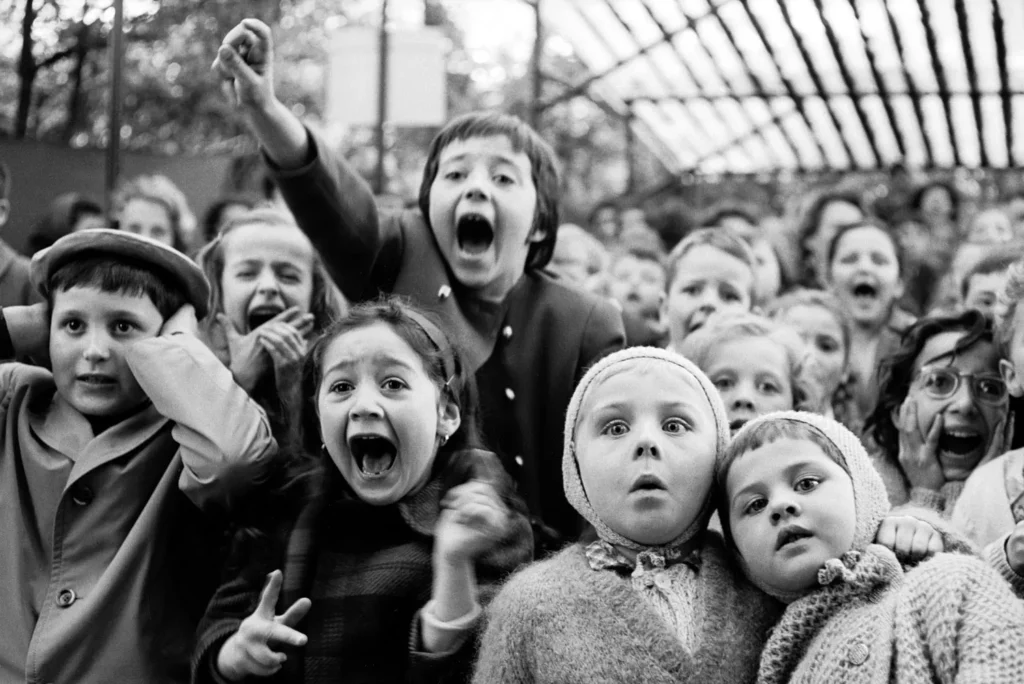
[83,332,111,361]
[349,386,384,419]
[256,270,281,293]
[633,430,661,459]
[770,498,800,523]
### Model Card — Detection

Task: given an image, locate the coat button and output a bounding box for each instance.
[505,387,515,401]
[514,455,524,467]
[502,325,513,340]
[847,641,869,665]
[437,285,452,300]
[56,589,77,607]
[70,485,93,506]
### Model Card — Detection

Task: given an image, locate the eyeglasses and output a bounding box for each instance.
[912,367,1008,406]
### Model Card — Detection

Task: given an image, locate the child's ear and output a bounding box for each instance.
[1001,358,1023,397]
[437,393,461,442]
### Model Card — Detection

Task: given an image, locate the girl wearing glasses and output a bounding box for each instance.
[865,309,1012,515]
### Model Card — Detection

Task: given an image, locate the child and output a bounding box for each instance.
[825,218,915,419]
[718,410,1024,683]
[606,244,668,347]
[950,260,1024,596]
[865,309,1011,514]
[681,312,816,434]
[197,206,341,440]
[547,223,608,288]
[214,20,624,552]
[114,174,195,253]
[0,159,40,306]
[768,289,863,434]
[960,246,1024,317]
[663,227,757,354]
[967,207,1014,245]
[793,189,864,288]
[473,347,782,683]
[193,298,532,683]
[0,230,275,683]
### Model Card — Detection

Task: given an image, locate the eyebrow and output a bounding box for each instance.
[589,399,702,416]
[440,152,522,168]
[323,354,417,375]
[730,459,821,506]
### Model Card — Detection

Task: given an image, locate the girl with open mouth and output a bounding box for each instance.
[865,308,1011,514]
[194,299,531,683]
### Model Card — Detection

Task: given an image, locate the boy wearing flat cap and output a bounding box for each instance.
[0,230,276,683]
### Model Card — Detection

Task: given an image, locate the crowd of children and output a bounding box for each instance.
[0,14,1023,684]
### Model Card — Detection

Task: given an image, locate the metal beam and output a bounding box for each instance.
[774,0,858,167]
[992,0,1013,166]
[844,0,906,161]
[690,105,801,169]
[617,89,1024,104]
[812,0,882,166]
[881,0,934,166]
[953,0,986,166]
[736,0,828,168]
[916,0,960,166]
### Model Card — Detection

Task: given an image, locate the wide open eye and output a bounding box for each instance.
[921,369,957,396]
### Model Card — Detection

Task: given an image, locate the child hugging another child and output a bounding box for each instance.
[197,206,341,439]
[194,298,532,684]
[214,20,624,553]
[663,228,758,355]
[0,230,275,683]
[719,411,1024,683]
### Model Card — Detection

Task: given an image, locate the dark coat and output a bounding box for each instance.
[269,133,625,550]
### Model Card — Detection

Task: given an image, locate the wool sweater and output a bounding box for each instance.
[757,544,1024,684]
[472,533,782,684]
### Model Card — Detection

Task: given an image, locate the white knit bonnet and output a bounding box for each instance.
[563,346,731,550]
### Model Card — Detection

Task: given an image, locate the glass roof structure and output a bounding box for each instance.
[537,0,1024,173]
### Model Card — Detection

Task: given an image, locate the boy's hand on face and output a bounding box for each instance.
[160,304,198,337]
[213,18,276,114]
[1006,520,1024,576]
[876,514,944,562]
[216,570,310,682]
[435,480,511,566]
[896,399,946,492]
[5,302,51,361]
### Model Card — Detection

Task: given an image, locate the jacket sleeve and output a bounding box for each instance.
[888,504,979,561]
[983,534,1024,600]
[266,128,402,300]
[909,554,1024,684]
[470,568,540,684]
[575,297,625,382]
[125,334,276,514]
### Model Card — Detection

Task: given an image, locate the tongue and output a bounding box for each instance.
[362,451,396,475]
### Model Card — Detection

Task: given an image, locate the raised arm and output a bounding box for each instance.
[214,18,395,301]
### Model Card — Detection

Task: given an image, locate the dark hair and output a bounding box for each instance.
[418,112,560,271]
[0,160,9,202]
[825,218,904,279]
[716,418,846,550]
[865,309,994,461]
[795,190,864,285]
[47,254,188,320]
[202,194,259,244]
[961,245,1024,299]
[911,180,960,218]
[700,204,759,231]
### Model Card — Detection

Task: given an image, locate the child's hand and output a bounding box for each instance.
[213,19,276,113]
[983,411,1012,465]
[5,302,51,360]
[1006,520,1024,575]
[216,570,310,682]
[216,313,268,393]
[257,312,314,371]
[896,399,946,491]
[160,304,198,337]
[434,481,510,565]
[875,514,944,562]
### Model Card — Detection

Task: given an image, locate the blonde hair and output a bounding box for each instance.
[665,227,756,295]
[113,174,196,252]
[680,311,820,412]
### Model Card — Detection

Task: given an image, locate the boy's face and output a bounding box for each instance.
[705,337,794,433]
[221,222,315,332]
[574,362,718,546]
[828,226,902,327]
[549,232,590,285]
[608,254,665,322]
[968,211,1012,245]
[121,198,175,248]
[726,437,857,596]
[778,304,846,403]
[902,332,1006,481]
[964,270,1009,317]
[50,286,163,420]
[428,135,540,301]
[663,245,754,346]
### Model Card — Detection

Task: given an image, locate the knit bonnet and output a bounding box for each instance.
[724,410,890,602]
[563,346,731,551]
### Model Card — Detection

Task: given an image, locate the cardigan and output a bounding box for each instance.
[472,532,782,684]
[757,545,1024,684]
[194,472,533,684]
[269,132,625,551]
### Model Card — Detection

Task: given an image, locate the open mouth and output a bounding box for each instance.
[629,473,667,493]
[776,526,813,550]
[729,418,749,434]
[247,305,284,331]
[456,213,494,256]
[78,373,116,386]
[851,282,878,300]
[349,435,398,477]
[938,428,984,456]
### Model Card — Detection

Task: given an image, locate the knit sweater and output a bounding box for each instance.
[472,533,782,684]
[757,544,1024,684]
